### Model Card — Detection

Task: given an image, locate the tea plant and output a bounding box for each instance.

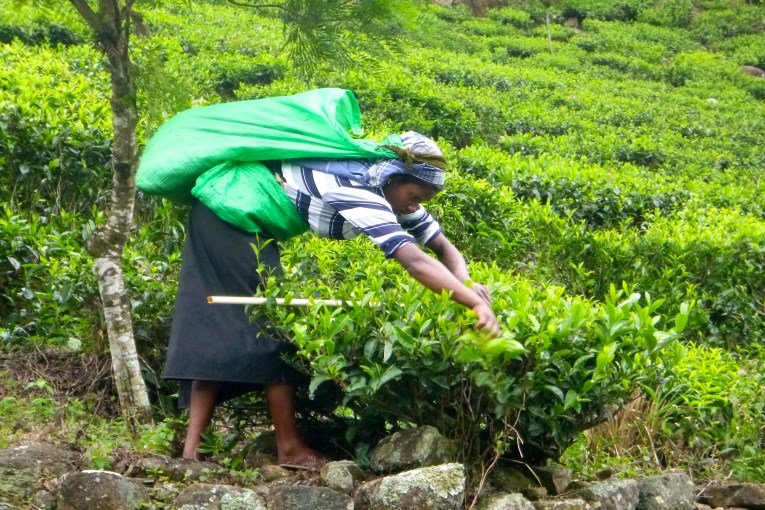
[251,236,687,465]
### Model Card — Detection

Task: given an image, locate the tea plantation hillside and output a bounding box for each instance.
[1,0,764,494]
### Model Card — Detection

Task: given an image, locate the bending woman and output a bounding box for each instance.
[163,132,499,465]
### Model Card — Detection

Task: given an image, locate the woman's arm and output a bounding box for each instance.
[393,243,499,336]
[425,233,492,305]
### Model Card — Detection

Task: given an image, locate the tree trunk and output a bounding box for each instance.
[71,0,153,432]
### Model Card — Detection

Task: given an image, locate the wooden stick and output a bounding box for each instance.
[207,296,367,307]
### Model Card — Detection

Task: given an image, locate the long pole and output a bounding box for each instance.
[207,296,372,307]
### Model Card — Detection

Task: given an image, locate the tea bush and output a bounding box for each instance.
[252,236,686,463]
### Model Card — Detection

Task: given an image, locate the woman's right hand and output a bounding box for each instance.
[472,302,500,337]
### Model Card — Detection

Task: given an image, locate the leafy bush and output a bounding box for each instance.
[0,43,112,213]
[252,236,685,464]
[487,7,535,28]
[637,0,693,27]
[0,23,83,46]
[689,6,765,45]
[562,0,651,22]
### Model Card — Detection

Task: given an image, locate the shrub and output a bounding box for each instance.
[637,0,693,27]
[487,7,535,28]
[689,6,765,45]
[252,236,685,465]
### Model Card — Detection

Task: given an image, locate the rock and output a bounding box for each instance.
[533,466,572,496]
[56,470,150,510]
[34,490,56,510]
[132,455,221,481]
[534,500,592,510]
[573,478,639,510]
[268,485,353,510]
[595,468,613,481]
[636,471,694,510]
[521,486,548,501]
[174,483,267,510]
[0,444,80,502]
[706,98,718,105]
[260,465,292,482]
[246,451,276,469]
[370,425,453,473]
[320,460,364,494]
[696,482,765,509]
[0,503,16,510]
[150,482,180,504]
[477,492,535,509]
[742,65,765,78]
[355,463,465,510]
[490,467,535,492]
[249,430,278,456]
[564,17,580,29]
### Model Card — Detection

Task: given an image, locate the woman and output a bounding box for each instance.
[164,132,499,466]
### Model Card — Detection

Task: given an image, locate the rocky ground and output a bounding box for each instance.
[1,426,764,509]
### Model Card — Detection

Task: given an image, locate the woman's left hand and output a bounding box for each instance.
[471,283,492,305]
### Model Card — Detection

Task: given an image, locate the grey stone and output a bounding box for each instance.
[260,465,292,482]
[355,463,465,510]
[56,470,150,510]
[132,455,222,481]
[534,500,592,510]
[0,503,15,510]
[175,483,266,510]
[370,425,454,473]
[320,460,364,494]
[696,483,765,509]
[490,467,535,492]
[521,486,548,501]
[246,451,276,469]
[742,65,765,78]
[636,471,693,510]
[0,444,80,502]
[574,478,639,510]
[533,465,572,496]
[268,485,353,510]
[34,490,56,510]
[477,492,535,510]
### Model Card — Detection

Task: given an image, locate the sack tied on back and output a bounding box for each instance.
[136,88,401,239]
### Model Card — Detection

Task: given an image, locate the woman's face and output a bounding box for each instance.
[383,179,439,216]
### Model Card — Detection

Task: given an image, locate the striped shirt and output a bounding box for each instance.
[281,162,442,258]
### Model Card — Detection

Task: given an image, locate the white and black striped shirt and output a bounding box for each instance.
[281,162,442,258]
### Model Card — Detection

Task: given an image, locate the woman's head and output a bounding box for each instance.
[383,174,440,216]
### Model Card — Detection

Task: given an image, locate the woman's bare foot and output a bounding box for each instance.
[277,446,327,470]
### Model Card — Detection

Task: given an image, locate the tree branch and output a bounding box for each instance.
[68,0,100,30]
[227,0,290,11]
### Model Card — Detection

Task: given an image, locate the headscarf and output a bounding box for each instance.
[290,131,447,189]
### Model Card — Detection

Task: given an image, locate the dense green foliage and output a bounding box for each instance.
[253,236,687,462]
[1,0,764,482]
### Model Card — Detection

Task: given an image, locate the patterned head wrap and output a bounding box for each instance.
[291,131,447,189]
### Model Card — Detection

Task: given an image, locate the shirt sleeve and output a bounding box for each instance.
[321,187,416,258]
[397,206,442,246]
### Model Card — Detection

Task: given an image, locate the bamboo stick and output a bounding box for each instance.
[207,296,368,307]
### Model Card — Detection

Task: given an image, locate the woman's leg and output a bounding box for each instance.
[182,380,221,460]
[265,383,326,468]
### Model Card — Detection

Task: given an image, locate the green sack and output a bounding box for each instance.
[191,161,309,241]
[136,88,398,205]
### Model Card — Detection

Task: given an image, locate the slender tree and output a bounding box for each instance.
[67,0,151,432]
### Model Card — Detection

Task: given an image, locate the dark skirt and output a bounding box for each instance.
[164,201,305,408]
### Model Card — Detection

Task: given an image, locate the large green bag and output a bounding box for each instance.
[136,88,399,205]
